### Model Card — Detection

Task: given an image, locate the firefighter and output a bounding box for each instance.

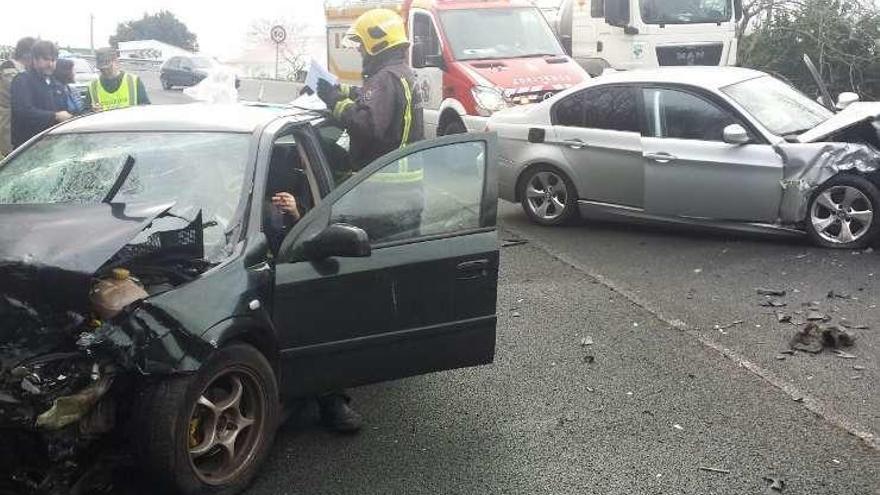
[316,8,424,168]
[316,8,426,243]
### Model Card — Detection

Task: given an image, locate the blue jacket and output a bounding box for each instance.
[52,81,84,115]
[10,70,63,148]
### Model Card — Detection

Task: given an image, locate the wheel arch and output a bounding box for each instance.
[201,317,280,370]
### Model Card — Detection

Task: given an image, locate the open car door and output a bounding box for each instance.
[273,133,499,397]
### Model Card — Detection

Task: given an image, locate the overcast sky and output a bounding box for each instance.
[1,0,326,58]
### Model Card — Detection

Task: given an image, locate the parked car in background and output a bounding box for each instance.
[0,103,499,494]
[160,55,240,90]
[490,66,880,249]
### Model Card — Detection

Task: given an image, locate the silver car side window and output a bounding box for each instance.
[642,88,740,142]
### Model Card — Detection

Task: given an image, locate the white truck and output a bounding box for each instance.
[551,0,742,76]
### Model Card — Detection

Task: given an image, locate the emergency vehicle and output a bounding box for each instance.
[326,0,590,136]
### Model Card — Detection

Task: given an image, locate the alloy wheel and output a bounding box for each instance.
[810,185,874,245]
[525,171,569,222]
[187,368,267,486]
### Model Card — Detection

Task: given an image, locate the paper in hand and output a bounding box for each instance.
[305,60,339,93]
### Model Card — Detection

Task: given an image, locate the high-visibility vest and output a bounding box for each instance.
[372,76,423,184]
[89,73,139,111]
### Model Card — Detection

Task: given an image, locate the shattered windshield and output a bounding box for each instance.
[440,8,564,61]
[722,76,833,137]
[640,0,732,24]
[0,132,252,261]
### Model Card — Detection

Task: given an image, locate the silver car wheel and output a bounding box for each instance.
[525,171,569,221]
[810,185,874,245]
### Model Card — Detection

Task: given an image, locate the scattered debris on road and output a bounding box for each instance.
[840,320,870,330]
[832,350,858,359]
[501,238,529,249]
[763,476,786,492]
[714,320,744,333]
[698,466,731,475]
[583,355,595,364]
[827,290,856,300]
[789,323,856,354]
[776,312,792,323]
[757,288,787,297]
[761,299,787,308]
[853,365,867,371]
[580,337,594,347]
[673,424,684,431]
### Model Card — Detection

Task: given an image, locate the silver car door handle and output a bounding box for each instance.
[563,139,587,150]
[645,152,677,163]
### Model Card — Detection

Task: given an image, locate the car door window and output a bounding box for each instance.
[180,58,193,71]
[643,88,740,142]
[413,12,441,57]
[167,57,180,69]
[330,141,486,244]
[553,86,639,132]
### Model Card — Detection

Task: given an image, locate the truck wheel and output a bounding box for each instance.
[439,118,467,136]
[136,344,279,495]
[806,174,880,249]
[519,165,578,226]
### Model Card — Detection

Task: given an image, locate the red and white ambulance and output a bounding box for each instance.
[326,0,590,137]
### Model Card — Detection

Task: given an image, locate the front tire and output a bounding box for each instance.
[806,174,880,249]
[519,165,578,226]
[136,344,279,495]
[439,118,467,136]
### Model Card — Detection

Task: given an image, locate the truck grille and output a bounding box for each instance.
[656,44,724,66]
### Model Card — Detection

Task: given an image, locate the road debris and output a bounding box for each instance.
[757,288,787,297]
[673,424,684,431]
[511,311,522,318]
[805,310,829,321]
[713,320,744,333]
[790,323,856,354]
[698,466,731,475]
[583,355,595,364]
[580,337,594,347]
[501,238,529,248]
[840,320,870,330]
[763,477,786,492]
[853,365,867,371]
[693,268,703,274]
[776,312,792,323]
[775,355,788,361]
[761,299,787,308]
[827,290,855,300]
[832,350,858,359]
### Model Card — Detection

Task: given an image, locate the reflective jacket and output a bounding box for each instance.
[332,48,424,169]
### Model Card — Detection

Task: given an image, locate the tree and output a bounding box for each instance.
[109,11,198,52]
[247,18,314,81]
[739,0,880,100]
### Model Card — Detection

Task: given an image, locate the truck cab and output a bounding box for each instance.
[326,0,590,137]
[555,0,743,76]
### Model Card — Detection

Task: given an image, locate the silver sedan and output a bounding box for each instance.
[490,67,880,249]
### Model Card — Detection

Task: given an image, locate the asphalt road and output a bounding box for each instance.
[139,73,880,494]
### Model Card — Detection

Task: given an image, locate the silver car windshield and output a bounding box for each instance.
[640,0,732,24]
[440,8,564,61]
[0,132,252,260]
[721,76,833,137]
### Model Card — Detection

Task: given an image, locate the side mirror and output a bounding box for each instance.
[425,54,446,70]
[302,223,371,261]
[723,124,751,145]
[605,0,631,29]
[836,92,860,110]
[412,42,427,69]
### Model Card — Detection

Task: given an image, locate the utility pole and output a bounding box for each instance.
[90,13,95,53]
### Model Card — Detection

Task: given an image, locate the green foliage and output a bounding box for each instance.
[0,45,12,61]
[109,11,199,52]
[739,0,880,100]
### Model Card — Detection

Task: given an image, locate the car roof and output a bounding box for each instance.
[53,103,322,134]
[589,66,767,91]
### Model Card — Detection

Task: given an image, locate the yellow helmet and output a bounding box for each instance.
[344,9,409,56]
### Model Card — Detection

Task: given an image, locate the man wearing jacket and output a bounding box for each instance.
[317,8,424,169]
[10,40,72,150]
[312,8,425,434]
[0,37,36,158]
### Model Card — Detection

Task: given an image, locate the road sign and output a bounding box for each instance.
[270,25,287,44]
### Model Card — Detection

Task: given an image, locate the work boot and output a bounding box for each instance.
[317,392,363,434]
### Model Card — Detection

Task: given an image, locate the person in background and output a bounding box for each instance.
[10,40,71,149]
[0,37,36,158]
[52,59,84,115]
[89,48,150,111]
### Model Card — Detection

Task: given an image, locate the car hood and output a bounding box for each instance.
[798,102,880,143]
[461,56,587,95]
[0,201,173,309]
